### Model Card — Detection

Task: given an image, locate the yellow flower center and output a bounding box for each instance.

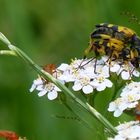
[115,98,123,105]
[97,76,105,83]
[127,94,135,102]
[80,77,90,86]
[46,83,54,91]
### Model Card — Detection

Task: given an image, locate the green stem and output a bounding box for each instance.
[0,32,117,135]
[0,50,17,56]
[0,33,11,45]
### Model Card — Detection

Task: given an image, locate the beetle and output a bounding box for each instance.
[84,23,140,68]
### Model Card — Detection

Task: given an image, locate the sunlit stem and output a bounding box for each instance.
[0,50,17,56]
[0,33,11,45]
[0,32,118,135]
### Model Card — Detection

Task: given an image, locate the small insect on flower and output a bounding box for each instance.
[84,23,140,68]
[43,64,56,75]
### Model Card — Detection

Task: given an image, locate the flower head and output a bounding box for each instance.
[109,60,140,80]
[30,56,140,100]
[72,74,94,94]
[108,81,140,117]
[108,121,140,140]
[30,77,61,100]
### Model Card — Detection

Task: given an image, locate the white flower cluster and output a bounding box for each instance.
[108,82,140,117]
[57,57,112,93]
[108,121,140,140]
[30,77,61,100]
[30,56,140,100]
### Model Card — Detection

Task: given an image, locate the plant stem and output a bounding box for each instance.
[0,50,16,56]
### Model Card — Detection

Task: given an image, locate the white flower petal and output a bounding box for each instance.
[47,91,58,100]
[133,70,140,77]
[36,85,44,91]
[96,84,106,91]
[108,121,140,140]
[114,109,123,117]
[29,84,36,92]
[84,67,95,78]
[58,74,75,82]
[102,65,110,77]
[38,90,47,97]
[30,78,44,92]
[127,102,138,109]
[82,85,93,94]
[90,81,99,87]
[108,102,116,112]
[121,71,130,80]
[54,86,61,92]
[118,102,128,111]
[104,79,113,88]
[72,83,82,91]
[34,78,43,85]
[57,63,69,71]
[110,63,120,72]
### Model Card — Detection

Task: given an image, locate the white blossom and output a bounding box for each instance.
[121,82,140,94]
[72,74,94,94]
[108,121,140,140]
[108,98,126,117]
[110,61,121,73]
[90,75,112,91]
[30,77,61,100]
[30,56,140,100]
[30,77,44,92]
[116,62,139,80]
[108,81,140,117]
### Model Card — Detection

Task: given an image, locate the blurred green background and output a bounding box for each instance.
[0,0,140,139]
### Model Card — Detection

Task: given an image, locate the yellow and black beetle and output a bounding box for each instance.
[84,23,140,68]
